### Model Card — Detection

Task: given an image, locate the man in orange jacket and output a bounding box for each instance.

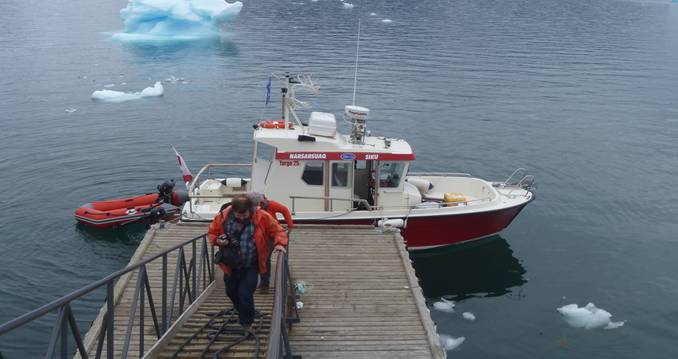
[208,194,288,328]
[248,193,294,291]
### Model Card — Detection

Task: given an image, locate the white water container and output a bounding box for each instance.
[308,112,337,137]
[378,218,405,229]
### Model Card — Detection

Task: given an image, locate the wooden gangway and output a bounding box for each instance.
[74,223,444,358]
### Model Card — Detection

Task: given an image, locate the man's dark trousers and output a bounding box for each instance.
[223,264,259,326]
[260,240,274,288]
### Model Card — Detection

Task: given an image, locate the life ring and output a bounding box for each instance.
[259,120,294,129]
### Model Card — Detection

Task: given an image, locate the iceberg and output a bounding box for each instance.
[342,2,354,9]
[112,0,243,42]
[381,19,393,24]
[91,81,164,103]
[557,303,625,330]
[462,312,476,321]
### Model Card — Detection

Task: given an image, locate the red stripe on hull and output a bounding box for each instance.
[294,203,528,250]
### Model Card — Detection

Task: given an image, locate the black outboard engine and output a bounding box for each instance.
[157,180,176,203]
[156,179,189,206]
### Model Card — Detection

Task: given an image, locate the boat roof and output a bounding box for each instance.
[254,125,416,161]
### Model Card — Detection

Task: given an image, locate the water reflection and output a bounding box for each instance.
[75,222,148,244]
[120,35,239,59]
[411,236,527,299]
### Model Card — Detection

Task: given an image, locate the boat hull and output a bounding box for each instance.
[74,192,185,229]
[292,203,529,250]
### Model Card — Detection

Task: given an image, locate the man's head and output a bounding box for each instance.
[230,194,253,222]
[247,192,271,209]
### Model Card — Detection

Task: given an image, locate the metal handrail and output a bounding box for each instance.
[289,195,372,214]
[503,168,526,186]
[265,249,298,359]
[188,163,252,194]
[0,232,215,359]
[407,172,472,177]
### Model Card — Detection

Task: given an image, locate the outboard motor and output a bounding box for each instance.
[156,179,189,206]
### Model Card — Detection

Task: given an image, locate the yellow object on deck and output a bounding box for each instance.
[444,192,467,206]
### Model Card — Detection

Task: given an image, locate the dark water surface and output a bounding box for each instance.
[1,0,678,357]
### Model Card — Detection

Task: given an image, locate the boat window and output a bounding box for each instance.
[256,142,276,162]
[332,162,351,187]
[379,162,406,188]
[302,162,324,185]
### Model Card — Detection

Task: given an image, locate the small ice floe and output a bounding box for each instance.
[91,81,164,103]
[103,83,116,88]
[369,12,377,16]
[311,0,318,2]
[432,298,455,313]
[342,2,354,9]
[121,82,127,85]
[462,312,476,321]
[439,334,465,351]
[65,107,78,113]
[381,18,393,23]
[557,303,625,330]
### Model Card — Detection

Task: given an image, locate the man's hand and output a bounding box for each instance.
[216,235,229,247]
[274,244,286,253]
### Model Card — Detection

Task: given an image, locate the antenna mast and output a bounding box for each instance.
[352,19,361,105]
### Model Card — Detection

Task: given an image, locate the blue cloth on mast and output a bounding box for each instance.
[265,76,272,106]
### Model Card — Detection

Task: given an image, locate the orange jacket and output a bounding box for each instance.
[264,200,294,230]
[208,208,288,275]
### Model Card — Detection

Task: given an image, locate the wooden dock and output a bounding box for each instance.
[80,223,444,359]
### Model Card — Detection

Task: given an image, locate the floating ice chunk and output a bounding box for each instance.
[140,81,164,97]
[433,298,455,313]
[165,75,181,84]
[369,12,376,16]
[113,0,242,42]
[121,82,127,85]
[104,83,116,88]
[342,2,354,9]
[91,81,164,103]
[381,18,393,23]
[65,108,78,113]
[462,312,476,321]
[311,0,318,2]
[557,303,625,330]
[439,334,465,351]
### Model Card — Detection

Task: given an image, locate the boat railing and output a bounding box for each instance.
[265,247,300,359]
[494,168,536,197]
[0,232,215,359]
[188,163,252,196]
[407,172,472,177]
[289,195,372,214]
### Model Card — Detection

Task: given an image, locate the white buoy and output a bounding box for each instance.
[378,218,404,229]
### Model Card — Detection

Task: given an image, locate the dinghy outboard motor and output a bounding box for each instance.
[156,179,189,206]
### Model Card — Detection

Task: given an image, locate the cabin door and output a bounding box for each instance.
[353,160,377,209]
[328,161,353,211]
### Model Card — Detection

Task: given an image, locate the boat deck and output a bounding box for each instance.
[79,223,444,358]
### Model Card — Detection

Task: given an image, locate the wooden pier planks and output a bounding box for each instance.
[287,225,445,359]
[80,223,444,359]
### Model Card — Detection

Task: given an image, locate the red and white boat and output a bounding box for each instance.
[181,74,535,250]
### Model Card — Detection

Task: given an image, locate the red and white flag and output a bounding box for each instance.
[171,145,193,187]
